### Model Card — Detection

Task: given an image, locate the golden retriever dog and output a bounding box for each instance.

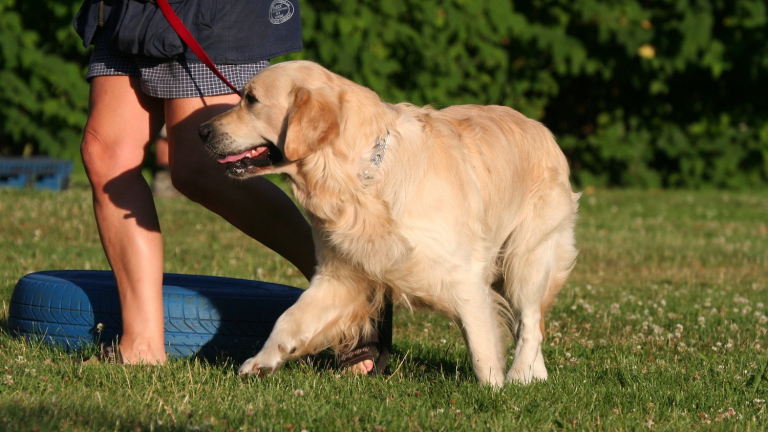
[199,61,580,386]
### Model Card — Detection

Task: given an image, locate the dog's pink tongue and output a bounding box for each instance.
[217,147,269,164]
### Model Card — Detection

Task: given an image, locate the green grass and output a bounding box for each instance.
[1,181,767,431]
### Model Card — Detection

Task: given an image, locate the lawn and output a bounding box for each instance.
[1,180,766,431]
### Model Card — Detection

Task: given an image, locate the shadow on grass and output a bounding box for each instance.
[389,341,475,382]
[0,400,194,432]
[206,343,476,383]
[7,269,477,384]
[0,316,8,337]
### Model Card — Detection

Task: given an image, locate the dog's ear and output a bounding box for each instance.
[282,86,341,161]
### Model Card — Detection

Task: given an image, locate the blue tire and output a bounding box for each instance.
[8,270,302,360]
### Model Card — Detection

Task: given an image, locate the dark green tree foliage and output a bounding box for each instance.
[0,0,89,160]
[301,0,768,188]
[2,0,766,188]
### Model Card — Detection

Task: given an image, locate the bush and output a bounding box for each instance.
[299,0,768,189]
[2,0,766,188]
[0,0,89,161]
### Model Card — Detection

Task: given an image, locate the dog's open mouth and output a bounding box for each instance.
[216,143,284,176]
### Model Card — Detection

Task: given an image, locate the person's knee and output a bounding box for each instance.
[80,129,114,187]
[81,128,147,188]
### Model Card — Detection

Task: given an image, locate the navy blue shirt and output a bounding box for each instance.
[75,0,303,63]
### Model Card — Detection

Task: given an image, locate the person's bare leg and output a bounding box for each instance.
[155,131,170,166]
[164,95,316,279]
[81,75,167,364]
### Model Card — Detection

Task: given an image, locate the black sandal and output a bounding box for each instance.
[99,343,124,364]
[337,295,393,375]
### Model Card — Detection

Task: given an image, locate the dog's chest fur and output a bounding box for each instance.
[290,115,495,307]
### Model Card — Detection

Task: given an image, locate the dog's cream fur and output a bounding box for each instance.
[201,61,579,386]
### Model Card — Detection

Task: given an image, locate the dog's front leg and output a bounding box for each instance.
[455,279,507,387]
[238,272,372,377]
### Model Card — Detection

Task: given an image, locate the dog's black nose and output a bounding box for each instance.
[198,123,213,142]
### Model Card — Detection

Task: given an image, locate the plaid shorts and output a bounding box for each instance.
[86,34,269,99]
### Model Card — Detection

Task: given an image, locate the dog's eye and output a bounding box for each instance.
[245,93,258,105]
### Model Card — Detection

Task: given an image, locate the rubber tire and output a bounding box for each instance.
[8,270,303,360]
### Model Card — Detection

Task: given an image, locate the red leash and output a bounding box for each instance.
[154,0,242,96]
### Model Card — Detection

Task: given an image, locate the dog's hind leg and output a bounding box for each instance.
[504,220,578,383]
[503,175,579,384]
[503,234,558,384]
[238,270,375,377]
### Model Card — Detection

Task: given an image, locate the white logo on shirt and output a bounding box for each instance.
[269,0,294,25]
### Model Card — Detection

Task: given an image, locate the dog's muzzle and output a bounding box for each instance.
[198,122,283,176]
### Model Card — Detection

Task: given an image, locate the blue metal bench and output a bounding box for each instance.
[0,157,73,191]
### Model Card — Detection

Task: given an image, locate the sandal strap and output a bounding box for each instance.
[338,294,393,375]
[338,342,379,366]
[99,343,124,364]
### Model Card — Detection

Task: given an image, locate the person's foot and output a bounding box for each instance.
[99,343,166,365]
[109,337,167,365]
[338,297,393,375]
[346,358,375,374]
[121,349,166,365]
[351,359,374,374]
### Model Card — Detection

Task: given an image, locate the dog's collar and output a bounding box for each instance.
[361,131,390,180]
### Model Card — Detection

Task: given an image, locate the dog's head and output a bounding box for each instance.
[199,61,362,178]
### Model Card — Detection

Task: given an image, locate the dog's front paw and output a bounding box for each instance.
[238,356,280,378]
